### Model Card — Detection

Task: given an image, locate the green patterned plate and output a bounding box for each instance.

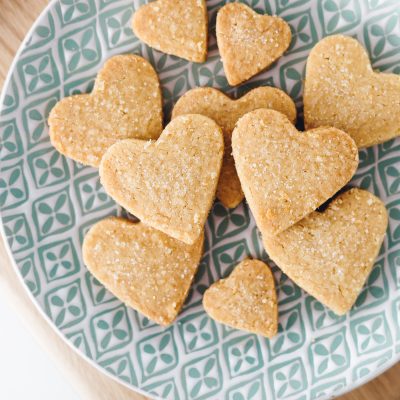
[1,0,400,399]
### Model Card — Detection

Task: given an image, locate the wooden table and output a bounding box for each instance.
[0,1,399,399]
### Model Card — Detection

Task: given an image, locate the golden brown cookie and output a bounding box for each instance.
[100,114,224,245]
[264,189,388,315]
[216,3,291,86]
[172,86,296,208]
[132,0,208,62]
[304,35,400,148]
[232,109,359,235]
[203,259,278,337]
[48,55,162,167]
[83,217,204,325]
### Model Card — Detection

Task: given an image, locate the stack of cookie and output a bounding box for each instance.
[47,0,398,338]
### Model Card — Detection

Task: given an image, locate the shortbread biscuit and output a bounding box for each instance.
[83,218,204,325]
[100,114,223,244]
[48,55,162,167]
[232,109,359,235]
[203,259,278,337]
[304,35,400,148]
[132,0,208,62]
[172,87,296,208]
[264,189,388,315]
[216,3,291,86]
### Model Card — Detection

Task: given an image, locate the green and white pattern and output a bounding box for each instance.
[1,0,400,398]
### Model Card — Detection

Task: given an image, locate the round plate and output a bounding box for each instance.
[1,0,399,399]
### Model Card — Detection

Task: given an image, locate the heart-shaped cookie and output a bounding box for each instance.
[48,55,162,167]
[132,0,208,62]
[304,35,400,148]
[203,259,278,337]
[100,114,224,244]
[83,217,204,325]
[264,189,388,315]
[216,3,291,86]
[232,109,359,235]
[172,87,296,208]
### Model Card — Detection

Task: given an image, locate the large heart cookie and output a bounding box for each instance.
[304,35,400,148]
[203,259,278,337]
[172,87,296,208]
[216,3,291,86]
[83,218,204,325]
[49,55,162,167]
[232,109,359,235]
[264,189,388,315]
[132,0,208,62]
[100,114,224,244]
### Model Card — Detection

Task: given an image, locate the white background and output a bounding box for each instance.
[0,291,79,400]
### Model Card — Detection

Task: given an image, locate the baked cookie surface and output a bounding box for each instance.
[216,3,291,85]
[232,109,359,235]
[172,86,296,208]
[83,217,204,326]
[100,114,224,244]
[203,259,278,337]
[264,189,388,315]
[304,35,400,148]
[48,55,162,167]
[132,0,208,62]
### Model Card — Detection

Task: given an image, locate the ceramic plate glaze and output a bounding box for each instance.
[1,1,400,399]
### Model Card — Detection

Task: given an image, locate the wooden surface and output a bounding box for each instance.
[0,1,399,399]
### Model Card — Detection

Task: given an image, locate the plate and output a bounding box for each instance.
[1,1,399,399]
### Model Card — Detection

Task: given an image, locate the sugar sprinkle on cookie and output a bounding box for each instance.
[172,86,296,208]
[100,114,224,245]
[48,55,162,167]
[216,3,291,86]
[264,189,388,315]
[232,109,359,235]
[203,259,278,338]
[132,0,208,62]
[304,35,400,148]
[83,217,204,326]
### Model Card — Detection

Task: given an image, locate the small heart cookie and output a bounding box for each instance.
[83,218,204,325]
[216,3,291,86]
[304,35,400,148]
[203,259,278,337]
[172,87,296,208]
[264,189,388,315]
[49,55,162,167]
[100,114,224,244]
[132,0,208,62]
[232,109,359,235]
